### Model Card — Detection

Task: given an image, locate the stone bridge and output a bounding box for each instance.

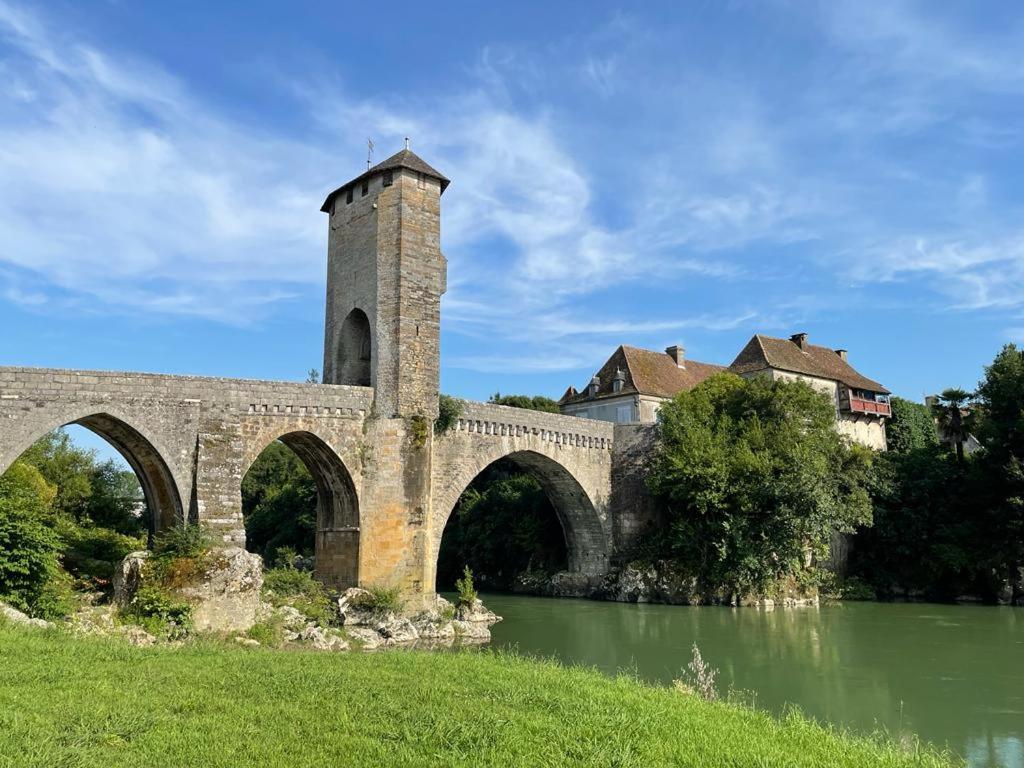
[0,148,655,605]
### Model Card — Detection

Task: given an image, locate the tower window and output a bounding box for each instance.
[382,170,394,187]
[361,180,369,197]
[345,187,353,204]
[417,172,427,190]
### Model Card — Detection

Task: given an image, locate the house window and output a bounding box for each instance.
[382,170,394,187]
[616,405,633,423]
[361,180,369,197]
[345,187,353,204]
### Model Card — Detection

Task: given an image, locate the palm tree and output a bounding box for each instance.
[931,388,974,463]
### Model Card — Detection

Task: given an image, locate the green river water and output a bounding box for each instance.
[482,594,1024,767]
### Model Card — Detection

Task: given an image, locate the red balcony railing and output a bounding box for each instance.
[847,397,891,417]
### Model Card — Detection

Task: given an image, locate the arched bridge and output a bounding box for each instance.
[0,366,646,604]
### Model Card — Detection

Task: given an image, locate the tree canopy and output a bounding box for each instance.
[648,373,872,597]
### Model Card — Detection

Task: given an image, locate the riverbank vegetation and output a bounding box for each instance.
[0,621,956,767]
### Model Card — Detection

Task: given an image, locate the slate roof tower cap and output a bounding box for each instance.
[320,147,450,212]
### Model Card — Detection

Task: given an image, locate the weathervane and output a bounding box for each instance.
[366,137,374,170]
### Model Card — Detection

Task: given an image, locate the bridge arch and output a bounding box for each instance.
[0,410,184,535]
[241,430,360,589]
[431,448,609,589]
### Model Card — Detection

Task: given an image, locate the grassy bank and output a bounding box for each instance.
[0,623,957,767]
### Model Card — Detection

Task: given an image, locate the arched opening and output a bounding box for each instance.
[0,414,183,613]
[337,308,372,387]
[241,432,359,590]
[436,450,606,593]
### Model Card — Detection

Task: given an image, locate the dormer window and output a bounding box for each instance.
[345,187,353,204]
[361,180,369,197]
[588,376,600,398]
[382,170,394,187]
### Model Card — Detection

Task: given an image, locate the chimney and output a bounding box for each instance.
[790,332,808,350]
[835,349,848,362]
[665,345,686,368]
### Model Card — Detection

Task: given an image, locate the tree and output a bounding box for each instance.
[931,388,974,463]
[488,392,561,413]
[437,461,567,590]
[886,397,939,454]
[306,369,321,384]
[648,373,872,598]
[974,344,1024,601]
[242,442,317,560]
[0,461,63,615]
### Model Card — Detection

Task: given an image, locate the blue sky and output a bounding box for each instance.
[3,1,1024,461]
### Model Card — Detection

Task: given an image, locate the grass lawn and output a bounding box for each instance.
[0,622,958,767]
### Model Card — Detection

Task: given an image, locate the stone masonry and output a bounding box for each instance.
[0,148,649,606]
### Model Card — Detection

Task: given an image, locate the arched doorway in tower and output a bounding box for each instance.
[0,414,183,614]
[241,432,359,589]
[336,308,372,387]
[436,451,605,593]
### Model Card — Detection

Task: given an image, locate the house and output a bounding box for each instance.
[559,332,891,450]
[558,345,726,423]
[729,333,890,450]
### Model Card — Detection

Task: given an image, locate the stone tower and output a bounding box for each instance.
[321,148,449,418]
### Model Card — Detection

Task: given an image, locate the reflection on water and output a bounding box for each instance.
[483,595,1024,768]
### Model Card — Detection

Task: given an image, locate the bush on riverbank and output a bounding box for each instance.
[0,621,957,767]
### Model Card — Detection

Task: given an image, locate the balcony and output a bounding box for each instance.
[845,395,891,418]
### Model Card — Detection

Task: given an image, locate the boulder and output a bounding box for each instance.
[181,548,264,632]
[113,547,264,633]
[337,587,386,627]
[378,616,419,645]
[299,624,349,651]
[0,601,52,629]
[112,551,149,608]
[455,598,501,625]
[344,626,382,650]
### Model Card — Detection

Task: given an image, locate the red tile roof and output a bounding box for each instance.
[560,345,726,405]
[729,334,889,393]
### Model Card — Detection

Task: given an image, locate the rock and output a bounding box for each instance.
[413,616,456,641]
[452,620,491,641]
[274,604,307,630]
[119,626,157,646]
[181,548,264,633]
[112,551,150,608]
[344,627,382,650]
[235,636,261,648]
[455,598,501,625]
[0,601,52,629]
[298,624,349,651]
[378,616,419,645]
[70,605,117,635]
[337,587,386,627]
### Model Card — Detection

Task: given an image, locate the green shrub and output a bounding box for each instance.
[455,566,477,606]
[245,615,286,648]
[122,585,192,637]
[262,566,335,626]
[351,585,403,616]
[58,519,144,585]
[153,524,211,560]
[0,461,65,617]
[434,394,463,435]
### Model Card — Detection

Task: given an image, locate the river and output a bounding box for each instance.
[481,594,1024,768]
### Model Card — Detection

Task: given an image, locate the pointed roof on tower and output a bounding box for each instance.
[320,148,450,212]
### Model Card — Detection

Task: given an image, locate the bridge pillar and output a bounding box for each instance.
[356,416,433,607]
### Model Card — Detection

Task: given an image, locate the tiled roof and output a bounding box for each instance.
[729,335,889,393]
[320,149,450,212]
[560,345,726,405]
